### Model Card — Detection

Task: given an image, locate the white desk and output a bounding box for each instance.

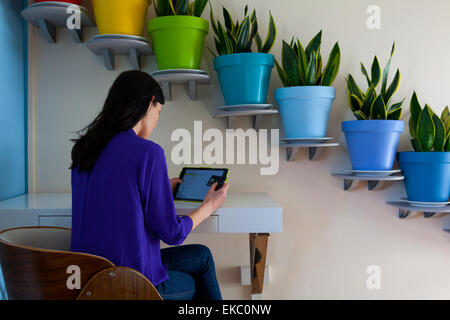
[0,192,282,298]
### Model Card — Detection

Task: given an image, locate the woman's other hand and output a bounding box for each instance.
[170,178,183,192]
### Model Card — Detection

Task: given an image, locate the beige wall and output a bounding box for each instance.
[29,0,450,299]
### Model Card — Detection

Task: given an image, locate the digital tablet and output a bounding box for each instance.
[173,167,229,202]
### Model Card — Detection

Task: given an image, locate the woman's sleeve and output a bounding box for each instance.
[140,145,193,245]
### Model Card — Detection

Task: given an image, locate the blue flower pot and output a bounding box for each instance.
[398,152,450,202]
[275,86,336,138]
[213,53,274,106]
[342,120,404,170]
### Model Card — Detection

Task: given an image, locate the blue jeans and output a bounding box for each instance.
[156,244,222,300]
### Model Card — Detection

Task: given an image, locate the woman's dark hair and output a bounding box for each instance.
[70,70,165,173]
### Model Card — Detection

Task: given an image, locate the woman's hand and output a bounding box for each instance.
[200,182,230,215]
[187,183,230,232]
[170,178,183,192]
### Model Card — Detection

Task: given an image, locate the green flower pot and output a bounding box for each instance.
[148,16,209,70]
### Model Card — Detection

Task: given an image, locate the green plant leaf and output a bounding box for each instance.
[409,92,422,138]
[176,0,189,15]
[346,74,364,100]
[209,4,219,36]
[432,113,446,151]
[281,41,300,86]
[207,46,217,57]
[411,138,421,152]
[441,106,449,122]
[371,56,381,87]
[445,117,450,142]
[297,39,308,85]
[321,42,340,86]
[275,59,290,87]
[236,17,250,52]
[226,30,237,51]
[255,34,262,52]
[354,110,367,120]
[389,98,404,112]
[217,22,233,54]
[305,30,322,58]
[222,6,234,31]
[384,68,401,105]
[370,95,387,120]
[193,0,208,17]
[213,38,223,55]
[349,94,363,113]
[260,12,276,53]
[156,0,172,16]
[315,53,323,84]
[445,139,450,151]
[305,51,317,85]
[381,42,395,99]
[360,62,371,87]
[360,86,375,116]
[416,105,436,152]
[168,0,177,15]
[249,10,258,45]
[387,107,402,120]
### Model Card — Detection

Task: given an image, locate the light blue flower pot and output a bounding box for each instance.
[213,53,274,106]
[274,86,336,138]
[398,152,450,202]
[342,120,404,170]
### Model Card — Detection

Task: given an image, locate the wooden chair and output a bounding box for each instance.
[0,226,162,300]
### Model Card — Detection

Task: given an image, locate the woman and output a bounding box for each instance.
[70,70,228,300]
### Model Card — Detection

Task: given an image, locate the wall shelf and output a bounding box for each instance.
[331,173,404,191]
[213,108,278,130]
[21,2,95,43]
[86,35,153,71]
[280,142,339,161]
[151,69,211,101]
[386,201,450,219]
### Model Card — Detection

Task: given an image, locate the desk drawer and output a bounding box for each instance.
[192,215,218,233]
[39,216,72,229]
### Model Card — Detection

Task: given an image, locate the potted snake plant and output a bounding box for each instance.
[398,94,450,202]
[274,31,341,138]
[343,43,404,170]
[210,5,276,106]
[92,0,151,36]
[148,0,209,70]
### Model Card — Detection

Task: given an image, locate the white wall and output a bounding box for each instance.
[29,0,450,299]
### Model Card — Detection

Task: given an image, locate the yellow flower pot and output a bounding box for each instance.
[92,0,150,36]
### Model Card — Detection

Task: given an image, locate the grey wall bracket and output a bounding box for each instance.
[152,70,211,101]
[86,35,153,71]
[213,109,278,130]
[281,142,339,161]
[21,3,94,44]
[386,201,450,219]
[332,174,404,191]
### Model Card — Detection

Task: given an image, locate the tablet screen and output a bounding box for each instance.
[174,168,229,202]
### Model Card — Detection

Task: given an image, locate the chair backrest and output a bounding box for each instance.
[0,226,114,300]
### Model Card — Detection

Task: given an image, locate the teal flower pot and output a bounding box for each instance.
[274,86,336,138]
[213,53,274,106]
[398,152,450,202]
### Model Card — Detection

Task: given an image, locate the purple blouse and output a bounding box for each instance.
[71,128,193,286]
